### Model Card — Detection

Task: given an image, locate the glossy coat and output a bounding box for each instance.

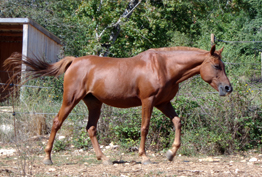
[4,45,232,165]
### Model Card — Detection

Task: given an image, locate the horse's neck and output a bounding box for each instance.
[167,51,206,84]
[176,64,202,83]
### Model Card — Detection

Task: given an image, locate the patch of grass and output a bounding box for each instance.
[0,161,5,166]
[82,158,101,165]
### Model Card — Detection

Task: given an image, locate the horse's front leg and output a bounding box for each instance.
[166,116,181,161]
[156,102,181,161]
[139,97,154,164]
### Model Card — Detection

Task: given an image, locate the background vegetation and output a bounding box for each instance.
[0,0,262,156]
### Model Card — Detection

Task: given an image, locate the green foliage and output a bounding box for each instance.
[23,76,64,102]
[53,139,67,152]
[1,0,261,60]
[72,130,91,150]
[110,110,141,141]
[147,109,174,150]
[179,80,262,155]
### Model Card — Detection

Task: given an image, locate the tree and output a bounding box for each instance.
[0,0,198,57]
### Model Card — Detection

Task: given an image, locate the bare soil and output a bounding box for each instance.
[1,140,262,177]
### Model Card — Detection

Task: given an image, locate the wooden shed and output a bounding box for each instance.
[0,18,62,99]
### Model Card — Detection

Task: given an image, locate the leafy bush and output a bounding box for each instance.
[72,130,91,150]
[178,80,262,155]
[53,139,68,152]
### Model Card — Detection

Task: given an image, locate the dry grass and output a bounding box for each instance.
[1,141,262,176]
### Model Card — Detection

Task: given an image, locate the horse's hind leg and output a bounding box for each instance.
[43,91,84,165]
[83,94,112,165]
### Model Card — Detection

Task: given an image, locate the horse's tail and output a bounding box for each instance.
[4,52,75,78]
[3,52,75,89]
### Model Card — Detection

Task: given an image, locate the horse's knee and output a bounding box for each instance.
[141,126,149,136]
[173,117,181,129]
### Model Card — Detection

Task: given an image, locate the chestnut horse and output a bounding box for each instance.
[4,45,232,165]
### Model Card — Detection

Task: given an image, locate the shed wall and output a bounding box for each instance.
[27,24,60,63]
[0,18,62,101]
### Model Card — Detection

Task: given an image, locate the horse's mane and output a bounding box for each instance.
[149,46,208,53]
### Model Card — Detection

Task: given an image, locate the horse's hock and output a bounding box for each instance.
[0,18,62,101]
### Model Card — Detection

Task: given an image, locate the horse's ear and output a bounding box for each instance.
[217,46,224,54]
[210,45,216,55]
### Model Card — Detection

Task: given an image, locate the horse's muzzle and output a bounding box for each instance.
[219,84,233,96]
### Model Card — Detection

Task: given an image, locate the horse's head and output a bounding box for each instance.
[200,45,233,96]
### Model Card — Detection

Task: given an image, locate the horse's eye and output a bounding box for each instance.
[213,65,221,70]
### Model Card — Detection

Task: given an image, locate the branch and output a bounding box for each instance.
[98,0,103,11]
[97,0,141,40]
[95,0,104,40]
[102,0,141,56]
[113,0,142,27]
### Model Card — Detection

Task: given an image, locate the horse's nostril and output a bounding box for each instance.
[225,85,231,92]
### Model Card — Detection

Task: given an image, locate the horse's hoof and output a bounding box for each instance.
[103,160,113,165]
[142,159,152,165]
[166,150,174,161]
[43,159,53,165]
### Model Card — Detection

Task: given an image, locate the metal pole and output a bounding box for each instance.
[11,70,16,141]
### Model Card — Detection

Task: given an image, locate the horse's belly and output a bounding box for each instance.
[96,96,142,108]
[90,80,142,108]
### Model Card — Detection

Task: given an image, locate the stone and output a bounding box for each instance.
[249,157,258,162]
[48,168,56,172]
[199,157,220,162]
[58,136,65,140]
[0,149,16,156]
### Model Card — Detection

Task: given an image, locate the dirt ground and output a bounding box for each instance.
[1,139,262,177]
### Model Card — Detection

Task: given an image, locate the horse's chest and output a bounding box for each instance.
[155,84,179,103]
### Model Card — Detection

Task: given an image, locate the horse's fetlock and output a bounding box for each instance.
[138,149,145,156]
[44,146,51,153]
[172,143,181,149]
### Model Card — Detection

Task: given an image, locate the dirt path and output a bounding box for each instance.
[1,144,262,177]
